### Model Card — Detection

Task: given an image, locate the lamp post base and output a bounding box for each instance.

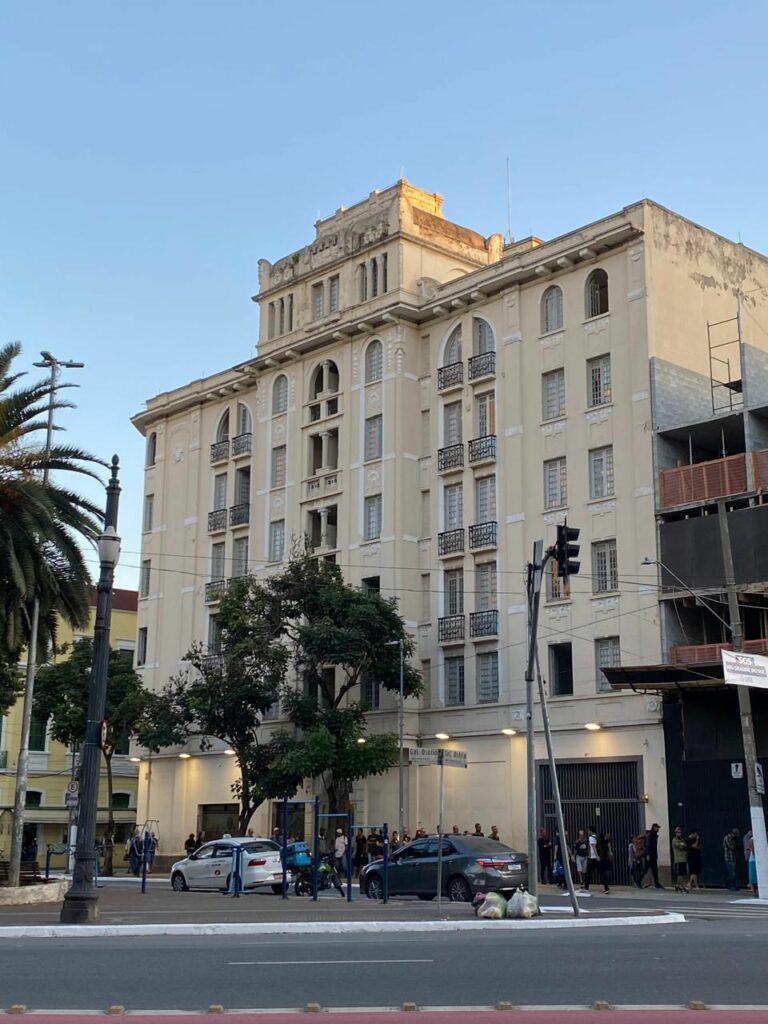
[59,892,100,924]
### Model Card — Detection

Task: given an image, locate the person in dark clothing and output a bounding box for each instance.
[598,832,614,893]
[184,833,197,856]
[646,823,663,889]
[537,828,553,884]
[352,828,368,878]
[472,823,484,837]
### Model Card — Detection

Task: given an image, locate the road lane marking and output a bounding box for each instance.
[228,958,434,965]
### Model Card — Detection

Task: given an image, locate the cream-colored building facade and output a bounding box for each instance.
[132,181,768,873]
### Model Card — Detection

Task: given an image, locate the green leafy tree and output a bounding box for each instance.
[137,578,297,834]
[0,341,103,667]
[33,638,151,874]
[267,555,422,812]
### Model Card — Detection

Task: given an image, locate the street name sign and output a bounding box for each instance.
[438,749,467,769]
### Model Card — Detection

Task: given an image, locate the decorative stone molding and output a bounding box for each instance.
[542,420,565,437]
[589,500,616,515]
[586,408,611,426]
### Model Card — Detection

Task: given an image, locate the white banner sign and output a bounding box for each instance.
[722,649,768,689]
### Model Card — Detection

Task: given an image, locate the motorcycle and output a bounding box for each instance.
[294,853,345,897]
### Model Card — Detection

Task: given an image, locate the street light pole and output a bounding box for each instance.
[8,352,84,889]
[60,456,121,924]
[386,638,406,840]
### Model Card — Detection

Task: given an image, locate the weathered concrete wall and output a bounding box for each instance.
[0,879,67,905]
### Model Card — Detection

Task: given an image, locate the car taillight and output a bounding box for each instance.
[476,858,508,868]
[248,858,267,866]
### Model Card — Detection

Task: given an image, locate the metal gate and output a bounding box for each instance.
[538,759,642,886]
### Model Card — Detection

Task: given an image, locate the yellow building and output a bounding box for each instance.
[0,588,139,867]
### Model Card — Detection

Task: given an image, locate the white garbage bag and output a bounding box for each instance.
[506,887,539,919]
[476,891,507,919]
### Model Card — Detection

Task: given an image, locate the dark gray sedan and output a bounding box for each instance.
[360,834,528,902]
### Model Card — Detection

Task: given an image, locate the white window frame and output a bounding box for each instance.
[596,636,621,691]
[474,475,496,523]
[143,494,154,533]
[473,317,495,355]
[542,368,566,421]
[587,354,612,407]
[475,391,495,437]
[543,457,567,510]
[213,473,227,511]
[364,494,382,541]
[475,561,497,612]
[364,415,383,462]
[232,536,249,578]
[329,275,340,313]
[268,520,285,563]
[312,282,324,320]
[445,657,465,706]
[444,482,463,530]
[443,401,462,446]
[541,285,564,333]
[477,652,499,704]
[592,539,618,594]
[589,445,615,499]
[271,446,286,489]
[273,375,288,415]
[140,560,151,599]
[365,340,383,383]
[211,542,226,581]
[445,568,464,615]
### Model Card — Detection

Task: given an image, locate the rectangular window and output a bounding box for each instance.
[25,790,42,808]
[596,636,621,691]
[371,259,379,298]
[365,415,383,461]
[359,262,368,301]
[111,792,131,810]
[421,573,431,622]
[589,445,615,499]
[546,561,570,602]
[271,447,286,488]
[381,253,388,293]
[213,473,227,510]
[475,562,497,611]
[549,642,573,696]
[29,714,47,752]
[445,657,465,706]
[444,401,462,446]
[361,673,381,709]
[140,560,151,598]
[475,391,496,436]
[268,302,276,340]
[361,576,380,594]
[137,627,148,667]
[445,568,464,615]
[329,275,340,313]
[207,616,222,655]
[269,520,285,562]
[235,467,251,504]
[233,536,249,578]
[543,457,567,509]
[364,494,382,541]
[285,293,293,332]
[542,368,566,421]
[587,354,612,407]
[211,542,226,580]
[444,482,463,530]
[312,282,324,320]
[477,652,499,703]
[475,475,496,522]
[592,539,618,593]
[143,494,154,533]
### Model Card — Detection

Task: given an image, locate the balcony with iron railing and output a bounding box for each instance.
[437,362,464,391]
[205,579,227,603]
[468,434,497,465]
[470,608,499,638]
[438,443,464,473]
[468,350,496,382]
[232,432,252,457]
[469,521,498,550]
[438,527,465,557]
[671,637,768,665]
[210,439,230,464]
[230,503,250,527]
[438,614,465,644]
[208,508,227,533]
[658,449,768,509]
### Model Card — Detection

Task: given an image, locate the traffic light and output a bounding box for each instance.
[555,522,580,581]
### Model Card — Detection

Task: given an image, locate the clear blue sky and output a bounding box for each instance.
[1,0,766,588]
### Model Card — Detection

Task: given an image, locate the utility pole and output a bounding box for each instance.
[524,543,544,900]
[8,352,84,888]
[717,499,768,896]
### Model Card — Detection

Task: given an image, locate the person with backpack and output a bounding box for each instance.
[573,829,589,891]
[629,832,646,888]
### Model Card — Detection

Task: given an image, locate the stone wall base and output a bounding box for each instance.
[0,879,67,905]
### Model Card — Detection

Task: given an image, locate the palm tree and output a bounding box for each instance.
[0,341,104,686]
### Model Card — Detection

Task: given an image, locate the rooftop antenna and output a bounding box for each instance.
[505,156,514,244]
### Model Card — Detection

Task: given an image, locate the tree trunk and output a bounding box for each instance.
[325,775,348,816]
[103,749,115,876]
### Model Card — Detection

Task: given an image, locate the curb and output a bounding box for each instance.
[0,912,685,939]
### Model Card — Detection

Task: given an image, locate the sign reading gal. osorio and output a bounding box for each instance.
[722,649,768,689]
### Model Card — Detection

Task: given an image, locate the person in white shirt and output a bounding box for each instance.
[333,829,348,877]
[585,827,599,892]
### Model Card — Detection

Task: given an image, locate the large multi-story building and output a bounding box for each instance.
[132,181,768,878]
[0,589,140,863]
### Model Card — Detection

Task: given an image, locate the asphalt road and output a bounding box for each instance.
[2,919,768,1011]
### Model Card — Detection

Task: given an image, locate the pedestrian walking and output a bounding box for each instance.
[333,828,347,877]
[747,832,758,897]
[723,828,740,891]
[584,826,599,892]
[184,833,197,856]
[146,832,158,873]
[628,833,645,888]
[598,832,613,893]
[671,826,689,892]
[686,828,703,891]
[127,829,143,877]
[574,830,589,890]
[554,831,571,890]
[646,823,663,889]
[537,828,553,885]
[353,828,368,878]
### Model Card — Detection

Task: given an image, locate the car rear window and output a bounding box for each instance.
[457,836,521,855]
[244,841,280,854]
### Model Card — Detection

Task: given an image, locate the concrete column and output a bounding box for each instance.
[319,507,329,549]
[320,431,331,471]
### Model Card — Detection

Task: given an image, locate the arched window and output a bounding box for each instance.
[365,340,383,383]
[146,432,157,467]
[444,325,462,366]
[586,269,609,318]
[310,360,339,400]
[541,285,564,333]
[272,375,288,415]
[216,410,230,443]
[473,318,495,355]
[236,403,252,436]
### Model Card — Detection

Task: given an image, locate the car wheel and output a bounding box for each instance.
[271,884,284,894]
[447,875,472,902]
[171,872,188,892]
[417,894,435,901]
[365,875,384,900]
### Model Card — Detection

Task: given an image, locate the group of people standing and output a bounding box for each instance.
[538,827,614,893]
